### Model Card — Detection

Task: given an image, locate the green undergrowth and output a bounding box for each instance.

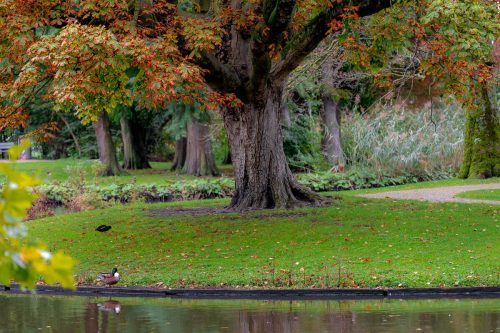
[28,195,500,289]
[456,189,500,201]
[25,168,469,220]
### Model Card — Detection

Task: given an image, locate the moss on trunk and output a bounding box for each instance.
[459,85,500,179]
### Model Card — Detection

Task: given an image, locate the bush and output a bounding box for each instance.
[297,170,432,192]
[36,178,235,209]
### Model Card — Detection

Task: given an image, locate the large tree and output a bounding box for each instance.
[201,1,392,209]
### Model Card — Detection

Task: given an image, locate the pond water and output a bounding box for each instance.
[0,294,498,333]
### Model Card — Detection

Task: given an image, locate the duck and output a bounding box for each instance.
[96,267,120,286]
[96,225,112,232]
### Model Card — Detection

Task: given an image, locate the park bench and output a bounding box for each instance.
[0,142,14,158]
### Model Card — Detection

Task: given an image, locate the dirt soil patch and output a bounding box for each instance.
[147,206,311,219]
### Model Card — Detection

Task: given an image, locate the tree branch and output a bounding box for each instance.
[262,0,297,39]
[200,52,243,93]
[271,0,392,81]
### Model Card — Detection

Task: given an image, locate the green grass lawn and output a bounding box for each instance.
[28,194,500,289]
[1,159,233,185]
[455,189,500,201]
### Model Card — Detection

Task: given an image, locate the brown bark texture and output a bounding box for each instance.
[120,116,151,170]
[320,57,344,168]
[183,119,219,176]
[94,112,121,176]
[171,137,187,172]
[223,83,324,210]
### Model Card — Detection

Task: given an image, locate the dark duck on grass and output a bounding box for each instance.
[96,225,112,232]
[96,268,120,286]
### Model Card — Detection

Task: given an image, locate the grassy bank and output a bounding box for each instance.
[456,189,500,201]
[0,159,233,185]
[28,184,499,289]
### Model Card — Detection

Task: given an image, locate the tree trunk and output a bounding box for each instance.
[58,113,82,157]
[320,57,344,168]
[182,119,219,176]
[223,83,326,210]
[120,116,151,170]
[94,112,122,176]
[320,100,344,168]
[171,137,187,172]
[459,85,500,179]
[201,0,391,210]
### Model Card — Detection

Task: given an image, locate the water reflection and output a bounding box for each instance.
[97,300,121,314]
[0,295,498,333]
[84,300,121,333]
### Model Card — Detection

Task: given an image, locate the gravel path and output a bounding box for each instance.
[359,183,500,205]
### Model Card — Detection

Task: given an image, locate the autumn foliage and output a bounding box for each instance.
[0,0,228,132]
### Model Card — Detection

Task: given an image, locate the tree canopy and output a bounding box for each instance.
[1,0,497,208]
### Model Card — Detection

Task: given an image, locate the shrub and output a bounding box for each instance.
[296,169,433,192]
[35,178,236,210]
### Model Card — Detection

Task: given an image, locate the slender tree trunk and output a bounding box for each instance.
[171,137,187,171]
[320,100,344,168]
[320,58,344,168]
[183,120,219,176]
[120,116,151,170]
[223,82,325,210]
[58,113,82,157]
[459,85,500,179]
[94,112,122,176]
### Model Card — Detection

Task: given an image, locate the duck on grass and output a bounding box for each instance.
[96,268,120,287]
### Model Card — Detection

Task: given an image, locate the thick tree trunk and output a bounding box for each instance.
[201,0,391,210]
[182,119,219,176]
[171,137,187,172]
[223,83,326,210]
[320,57,344,168]
[120,116,151,170]
[459,85,500,179]
[94,112,122,176]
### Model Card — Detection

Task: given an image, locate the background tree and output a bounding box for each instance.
[117,104,151,170]
[94,112,122,176]
[3,0,496,208]
[0,1,218,174]
[166,103,219,176]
